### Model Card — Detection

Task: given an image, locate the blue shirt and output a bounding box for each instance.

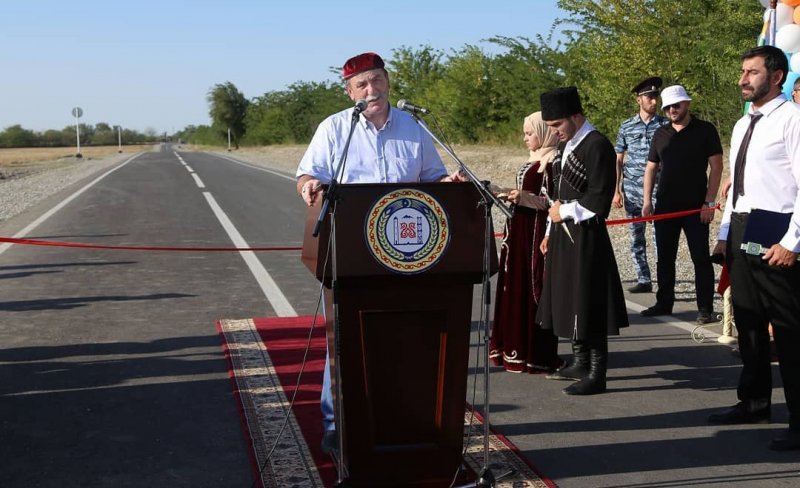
[296,106,447,184]
[615,113,668,181]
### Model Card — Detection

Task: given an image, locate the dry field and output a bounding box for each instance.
[0,145,150,169]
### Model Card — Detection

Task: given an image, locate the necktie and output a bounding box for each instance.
[732,112,762,208]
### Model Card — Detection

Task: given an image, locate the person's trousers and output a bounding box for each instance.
[653,212,714,312]
[623,192,656,285]
[728,212,800,428]
[321,347,335,431]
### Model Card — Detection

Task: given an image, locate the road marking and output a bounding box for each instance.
[185,165,194,172]
[191,173,205,188]
[211,153,296,182]
[0,154,143,257]
[202,191,297,317]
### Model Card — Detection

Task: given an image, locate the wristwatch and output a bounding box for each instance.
[705,200,716,208]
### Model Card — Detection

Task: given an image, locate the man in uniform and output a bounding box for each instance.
[614,77,669,293]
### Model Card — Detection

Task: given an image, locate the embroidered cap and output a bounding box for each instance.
[540,86,583,121]
[342,52,385,80]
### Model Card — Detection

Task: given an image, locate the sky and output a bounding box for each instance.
[0,1,567,134]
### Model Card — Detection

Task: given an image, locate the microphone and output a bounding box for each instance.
[397,99,431,114]
[354,99,368,114]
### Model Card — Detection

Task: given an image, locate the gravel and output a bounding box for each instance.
[1,145,723,314]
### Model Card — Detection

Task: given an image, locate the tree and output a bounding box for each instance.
[207,81,249,149]
[0,125,36,147]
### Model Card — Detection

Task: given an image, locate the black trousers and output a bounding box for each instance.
[653,212,714,312]
[728,213,800,428]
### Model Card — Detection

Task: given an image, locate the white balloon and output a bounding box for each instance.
[759,0,769,9]
[791,53,800,73]
[776,3,795,29]
[776,24,800,53]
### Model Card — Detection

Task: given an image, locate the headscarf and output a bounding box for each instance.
[523,111,559,173]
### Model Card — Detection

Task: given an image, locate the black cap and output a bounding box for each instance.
[540,86,583,121]
[632,76,662,96]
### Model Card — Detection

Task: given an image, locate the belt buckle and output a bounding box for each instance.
[743,242,763,256]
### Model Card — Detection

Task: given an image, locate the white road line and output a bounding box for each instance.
[191,174,205,188]
[202,191,297,317]
[625,299,724,341]
[185,165,194,172]
[0,153,143,257]
[211,153,296,182]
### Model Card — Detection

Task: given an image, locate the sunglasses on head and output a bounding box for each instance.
[663,103,682,111]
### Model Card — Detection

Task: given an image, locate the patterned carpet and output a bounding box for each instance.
[217,316,556,488]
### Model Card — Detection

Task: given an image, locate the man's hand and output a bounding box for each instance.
[540,236,549,255]
[642,201,653,217]
[700,205,714,225]
[442,169,468,182]
[720,178,732,199]
[764,244,798,268]
[712,240,726,260]
[299,178,323,206]
[612,190,623,209]
[548,200,563,223]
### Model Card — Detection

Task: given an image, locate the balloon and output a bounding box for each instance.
[759,0,768,9]
[791,53,800,72]
[777,3,795,27]
[794,5,800,23]
[776,24,800,52]
[783,0,800,8]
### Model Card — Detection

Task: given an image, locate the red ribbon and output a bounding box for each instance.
[494,205,719,237]
[1,206,720,251]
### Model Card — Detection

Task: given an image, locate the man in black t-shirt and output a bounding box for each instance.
[641,85,723,324]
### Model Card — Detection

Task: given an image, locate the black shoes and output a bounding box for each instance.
[321,430,338,454]
[707,402,771,425]
[628,282,653,293]
[641,304,672,317]
[769,429,800,451]
[546,341,590,381]
[696,311,719,325]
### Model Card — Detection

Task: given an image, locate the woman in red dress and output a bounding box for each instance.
[490,111,562,373]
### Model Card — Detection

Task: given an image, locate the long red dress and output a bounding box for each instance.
[490,161,561,373]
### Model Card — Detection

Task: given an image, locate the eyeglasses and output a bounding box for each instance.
[663,103,682,111]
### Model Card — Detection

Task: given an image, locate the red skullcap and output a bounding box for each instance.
[342,52,385,80]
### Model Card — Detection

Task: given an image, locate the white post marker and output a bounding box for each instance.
[72,107,83,158]
[116,125,122,153]
[227,127,231,152]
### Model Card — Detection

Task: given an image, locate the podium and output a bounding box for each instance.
[302,182,497,487]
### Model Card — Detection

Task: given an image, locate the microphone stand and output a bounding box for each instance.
[409,113,512,487]
[314,106,362,487]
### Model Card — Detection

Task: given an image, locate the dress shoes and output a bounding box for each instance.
[696,311,719,325]
[628,282,652,294]
[640,304,672,317]
[769,429,800,451]
[321,430,338,454]
[707,402,770,425]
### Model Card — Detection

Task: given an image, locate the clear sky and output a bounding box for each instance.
[0,1,567,134]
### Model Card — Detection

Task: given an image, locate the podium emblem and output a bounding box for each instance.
[365,189,450,273]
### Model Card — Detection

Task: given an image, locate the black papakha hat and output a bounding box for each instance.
[632,76,663,96]
[541,86,583,121]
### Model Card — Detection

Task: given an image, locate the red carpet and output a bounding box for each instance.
[217,316,556,488]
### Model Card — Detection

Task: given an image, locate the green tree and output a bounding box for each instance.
[207,81,249,148]
[0,125,36,147]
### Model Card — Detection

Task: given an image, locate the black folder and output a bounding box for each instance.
[741,208,792,255]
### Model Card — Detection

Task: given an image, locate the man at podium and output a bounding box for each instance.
[295,51,464,453]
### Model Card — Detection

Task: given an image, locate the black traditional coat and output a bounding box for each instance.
[535,130,629,342]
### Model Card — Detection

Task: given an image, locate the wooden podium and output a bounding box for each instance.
[301,182,497,487]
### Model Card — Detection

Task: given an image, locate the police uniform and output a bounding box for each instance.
[614,77,668,290]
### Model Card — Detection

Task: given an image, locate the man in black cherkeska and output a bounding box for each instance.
[536,86,629,396]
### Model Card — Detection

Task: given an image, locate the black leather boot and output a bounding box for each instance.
[546,341,589,381]
[563,342,607,395]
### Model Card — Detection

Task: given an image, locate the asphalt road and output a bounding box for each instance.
[1,145,798,487]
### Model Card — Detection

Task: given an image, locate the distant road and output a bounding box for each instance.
[0,144,320,486]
